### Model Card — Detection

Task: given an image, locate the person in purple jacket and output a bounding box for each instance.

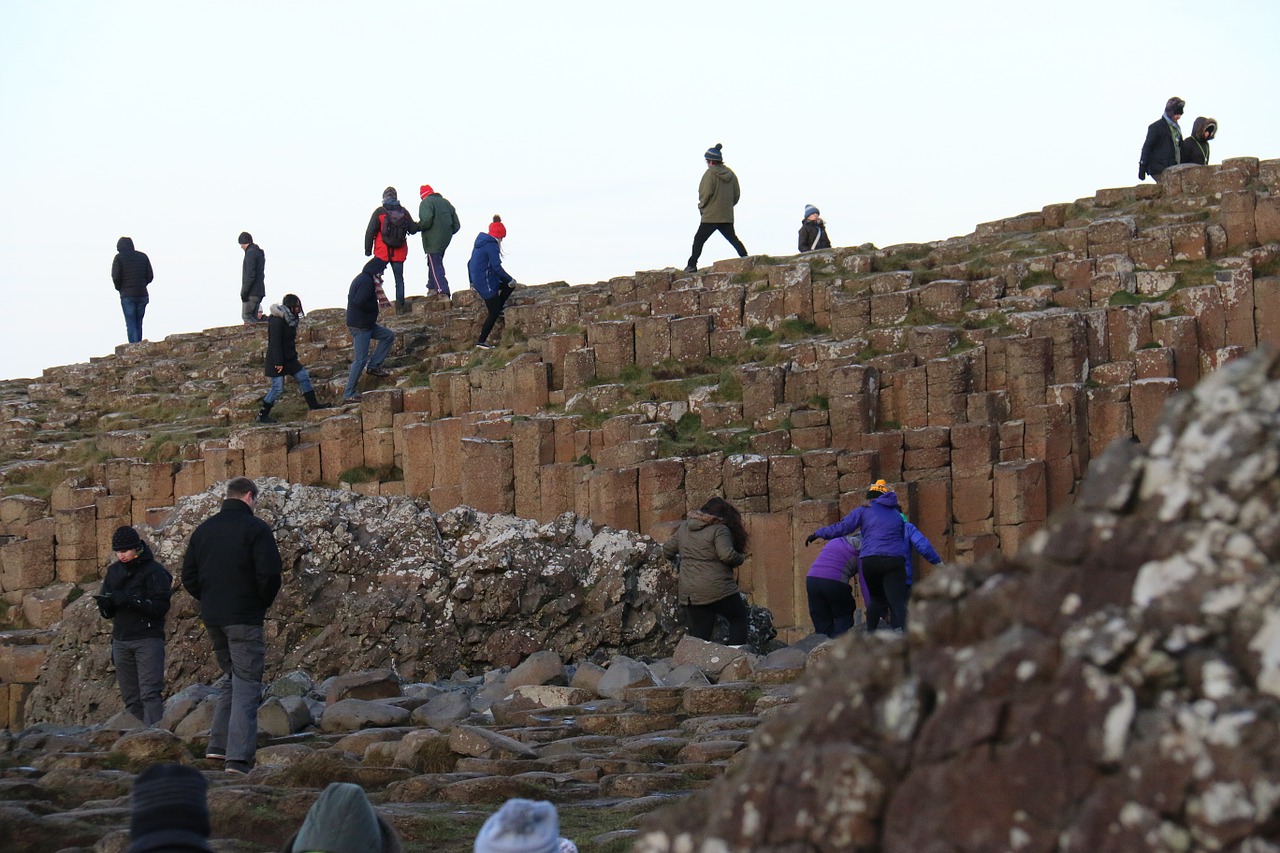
[806,479,908,632]
[804,534,860,637]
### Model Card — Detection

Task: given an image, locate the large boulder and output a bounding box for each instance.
[638,348,1280,851]
[26,492,682,725]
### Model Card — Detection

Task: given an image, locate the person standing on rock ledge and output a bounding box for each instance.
[662,497,751,646]
[258,293,331,423]
[684,142,747,273]
[181,476,282,775]
[1138,96,1185,183]
[94,525,172,726]
[111,236,153,344]
[239,231,267,325]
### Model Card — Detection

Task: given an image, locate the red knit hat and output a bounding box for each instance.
[488,215,506,239]
[420,184,433,199]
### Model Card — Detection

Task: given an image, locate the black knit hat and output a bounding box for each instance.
[238,231,253,245]
[112,526,142,552]
[704,143,724,163]
[130,763,211,848]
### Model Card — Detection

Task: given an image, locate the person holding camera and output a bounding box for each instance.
[96,526,173,726]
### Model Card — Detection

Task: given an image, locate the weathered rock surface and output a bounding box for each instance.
[637,348,1280,851]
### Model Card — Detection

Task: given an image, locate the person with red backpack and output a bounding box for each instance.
[363,186,417,314]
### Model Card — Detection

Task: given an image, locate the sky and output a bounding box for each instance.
[1,0,1276,382]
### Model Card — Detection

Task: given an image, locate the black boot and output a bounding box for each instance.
[303,390,331,410]
[256,399,277,424]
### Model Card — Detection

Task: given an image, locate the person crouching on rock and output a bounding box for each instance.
[662,497,750,646]
[259,293,330,423]
[95,525,172,726]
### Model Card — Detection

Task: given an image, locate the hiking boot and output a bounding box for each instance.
[204,750,226,761]
[366,366,391,377]
[342,394,361,404]
[256,400,277,424]
[683,264,697,274]
[225,760,253,775]
[303,390,331,410]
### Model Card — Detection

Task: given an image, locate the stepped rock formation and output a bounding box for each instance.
[26,485,681,725]
[635,348,1280,851]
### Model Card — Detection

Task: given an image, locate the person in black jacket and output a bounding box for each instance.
[798,205,831,253]
[257,294,330,423]
[112,237,154,344]
[342,258,396,403]
[96,526,172,726]
[239,231,267,325]
[180,477,283,774]
[1139,96,1185,182]
[1181,117,1218,166]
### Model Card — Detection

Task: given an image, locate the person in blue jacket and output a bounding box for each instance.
[468,215,515,349]
[902,520,942,593]
[806,479,908,632]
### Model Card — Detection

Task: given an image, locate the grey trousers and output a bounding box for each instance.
[206,623,265,764]
[241,296,264,323]
[113,637,166,726]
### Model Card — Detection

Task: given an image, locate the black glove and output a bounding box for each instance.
[1138,166,1146,181]
[805,533,818,547]
[110,590,130,608]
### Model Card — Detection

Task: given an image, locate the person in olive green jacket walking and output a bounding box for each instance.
[662,497,750,645]
[684,143,747,273]
[417,184,461,296]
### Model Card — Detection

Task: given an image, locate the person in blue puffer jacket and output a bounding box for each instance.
[468,215,515,349]
[806,479,908,632]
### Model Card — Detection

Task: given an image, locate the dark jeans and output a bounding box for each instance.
[684,592,749,645]
[343,324,395,397]
[206,623,265,764]
[862,555,908,632]
[478,283,514,344]
[120,295,148,343]
[806,576,856,638]
[113,636,165,725]
[688,221,747,268]
[425,252,450,295]
[389,260,406,305]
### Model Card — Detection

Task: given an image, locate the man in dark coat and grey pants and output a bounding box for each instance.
[181,477,282,774]
[1139,96,1185,183]
[239,231,267,324]
[112,237,153,344]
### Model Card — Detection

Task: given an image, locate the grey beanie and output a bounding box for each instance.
[474,799,561,853]
[704,143,724,163]
[804,205,820,218]
[289,782,401,853]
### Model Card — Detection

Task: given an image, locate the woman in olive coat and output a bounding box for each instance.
[662,497,750,645]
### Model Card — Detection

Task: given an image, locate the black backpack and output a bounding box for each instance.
[380,204,411,248]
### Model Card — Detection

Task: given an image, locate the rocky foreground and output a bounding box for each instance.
[1,635,816,852]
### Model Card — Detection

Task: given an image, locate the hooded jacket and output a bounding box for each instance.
[1180,117,1216,166]
[417,192,461,254]
[467,232,513,300]
[280,782,403,853]
[112,237,154,298]
[697,163,741,223]
[814,492,906,559]
[364,202,415,263]
[805,535,859,583]
[241,242,266,300]
[265,303,303,378]
[1139,114,1182,178]
[97,541,172,641]
[180,498,282,627]
[662,509,746,606]
[902,521,942,584]
[346,259,388,329]
[798,218,831,253]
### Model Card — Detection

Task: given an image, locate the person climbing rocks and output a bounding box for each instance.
[806,479,908,632]
[684,142,747,273]
[343,258,396,403]
[1181,116,1218,166]
[257,293,330,423]
[468,215,516,350]
[804,532,859,638]
[112,236,154,344]
[663,496,751,645]
[239,232,267,325]
[95,525,172,726]
[1138,96,1185,183]
[798,204,831,253]
[417,183,461,297]
[364,186,417,314]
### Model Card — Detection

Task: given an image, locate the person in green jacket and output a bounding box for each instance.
[684,143,748,274]
[417,184,461,297]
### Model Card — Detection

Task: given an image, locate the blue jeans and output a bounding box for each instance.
[206,623,265,764]
[264,368,313,404]
[113,636,165,725]
[344,325,394,397]
[425,252,450,295]
[121,296,148,343]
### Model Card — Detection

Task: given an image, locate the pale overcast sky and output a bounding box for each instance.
[1,0,1275,381]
